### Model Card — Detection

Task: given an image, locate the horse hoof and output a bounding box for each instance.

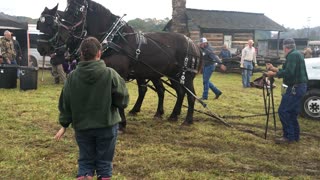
[128,111,138,116]
[168,117,178,122]
[118,129,125,134]
[153,115,162,120]
[181,121,193,126]
[118,127,126,134]
[154,112,163,119]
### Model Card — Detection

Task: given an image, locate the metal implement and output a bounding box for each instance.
[262,76,277,139]
[41,55,45,82]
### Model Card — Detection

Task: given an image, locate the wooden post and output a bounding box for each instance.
[277,31,280,57]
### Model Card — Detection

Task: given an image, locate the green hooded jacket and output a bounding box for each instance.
[58,60,129,130]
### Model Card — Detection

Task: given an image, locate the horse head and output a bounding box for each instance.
[37,4,60,36]
[36,4,70,56]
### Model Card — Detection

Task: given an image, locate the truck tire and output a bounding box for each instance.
[29,56,38,68]
[301,89,320,120]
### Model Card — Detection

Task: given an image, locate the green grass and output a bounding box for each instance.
[0,70,319,179]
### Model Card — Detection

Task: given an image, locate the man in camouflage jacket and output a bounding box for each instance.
[0,30,16,64]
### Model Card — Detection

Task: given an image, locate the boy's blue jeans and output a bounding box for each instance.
[75,124,118,178]
[278,83,307,141]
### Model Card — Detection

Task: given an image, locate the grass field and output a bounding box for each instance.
[0,69,319,179]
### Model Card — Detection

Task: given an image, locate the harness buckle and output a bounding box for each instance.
[136,49,141,59]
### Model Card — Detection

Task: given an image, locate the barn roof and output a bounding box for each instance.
[0,12,28,30]
[186,9,286,32]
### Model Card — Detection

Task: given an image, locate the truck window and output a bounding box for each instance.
[29,33,39,49]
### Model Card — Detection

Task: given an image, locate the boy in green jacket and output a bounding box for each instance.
[55,37,129,180]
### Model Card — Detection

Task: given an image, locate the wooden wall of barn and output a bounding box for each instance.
[202,33,224,53]
[232,32,254,49]
[190,31,254,54]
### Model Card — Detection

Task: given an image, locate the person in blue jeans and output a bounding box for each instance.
[219,44,232,60]
[266,38,308,144]
[240,40,258,88]
[55,37,129,180]
[200,37,226,100]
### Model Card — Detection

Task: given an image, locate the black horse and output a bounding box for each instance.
[37,0,202,125]
[37,5,169,129]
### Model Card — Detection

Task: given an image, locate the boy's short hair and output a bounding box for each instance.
[80,37,102,61]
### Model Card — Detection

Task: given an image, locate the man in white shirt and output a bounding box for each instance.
[240,39,257,88]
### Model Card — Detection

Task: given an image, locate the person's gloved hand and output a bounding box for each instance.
[240,63,244,68]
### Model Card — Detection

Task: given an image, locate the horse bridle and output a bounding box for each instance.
[45,0,89,58]
[37,12,67,51]
[58,0,88,38]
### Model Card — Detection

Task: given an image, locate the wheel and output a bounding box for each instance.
[301,89,320,120]
[29,56,38,68]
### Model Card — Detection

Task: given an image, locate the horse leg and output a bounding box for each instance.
[168,80,185,121]
[129,78,148,115]
[151,78,165,118]
[182,77,196,125]
[118,108,127,132]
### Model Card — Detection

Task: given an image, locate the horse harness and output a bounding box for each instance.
[52,1,200,86]
[98,16,200,85]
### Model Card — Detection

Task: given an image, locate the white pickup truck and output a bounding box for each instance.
[301,58,320,120]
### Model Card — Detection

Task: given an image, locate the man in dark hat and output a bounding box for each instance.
[266,38,308,144]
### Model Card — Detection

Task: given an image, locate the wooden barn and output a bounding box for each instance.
[165,8,286,54]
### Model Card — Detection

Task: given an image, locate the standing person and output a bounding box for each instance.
[219,44,232,59]
[313,46,320,57]
[303,47,312,58]
[11,33,22,65]
[0,30,16,65]
[266,38,308,144]
[240,39,257,88]
[54,37,129,179]
[200,37,226,100]
[50,47,67,84]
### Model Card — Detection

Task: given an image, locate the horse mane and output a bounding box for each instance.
[87,0,118,19]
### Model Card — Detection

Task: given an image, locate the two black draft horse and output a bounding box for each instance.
[37,0,202,126]
[37,5,169,129]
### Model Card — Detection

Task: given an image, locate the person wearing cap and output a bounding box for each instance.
[54,37,129,179]
[240,39,257,88]
[0,30,16,64]
[266,38,308,144]
[199,37,226,100]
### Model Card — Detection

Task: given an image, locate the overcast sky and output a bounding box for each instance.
[1,0,319,29]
